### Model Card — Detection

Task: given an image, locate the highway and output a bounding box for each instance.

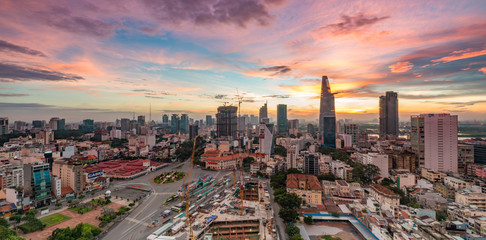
[102,162,231,240]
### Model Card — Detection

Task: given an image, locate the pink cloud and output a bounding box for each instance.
[432,49,486,63]
[389,61,414,73]
[479,67,486,74]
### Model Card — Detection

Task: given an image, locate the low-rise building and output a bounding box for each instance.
[321,180,364,201]
[455,190,486,210]
[443,176,468,191]
[286,173,322,206]
[201,153,249,170]
[433,183,456,199]
[421,168,444,183]
[369,184,400,217]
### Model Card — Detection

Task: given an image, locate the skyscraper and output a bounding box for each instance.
[344,123,359,145]
[49,117,59,130]
[32,120,45,129]
[189,124,199,140]
[259,102,269,124]
[137,115,146,126]
[411,113,458,173]
[180,114,189,133]
[206,115,213,126]
[379,91,399,137]
[120,118,130,132]
[0,117,8,135]
[162,114,169,126]
[171,114,180,133]
[57,118,66,130]
[319,76,336,147]
[304,152,319,176]
[277,104,288,136]
[216,106,237,139]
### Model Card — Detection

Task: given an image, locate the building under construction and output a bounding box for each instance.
[207,219,260,240]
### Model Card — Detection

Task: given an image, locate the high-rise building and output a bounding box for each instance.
[307,124,316,136]
[343,123,359,146]
[277,104,288,136]
[32,120,46,129]
[57,118,66,130]
[287,145,297,170]
[464,141,486,164]
[189,125,199,140]
[458,144,474,174]
[216,106,237,139]
[14,121,26,132]
[121,118,130,132]
[319,76,336,147]
[250,115,258,125]
[137,115,146,126]
[170,114,180,133]
[238,116,246,133]
[162,114,169,126]
[259,123,274,157]
[304,152,319,176]
[288,119,299,136]
[48,117,59,130]
[205,115,212,126]
[180,114,189,133]
[259,102,269,124]
[52,159,83,194]
[81,119,94,131]
[23,162,51,207]
[411,113,458,173]
[379,91,399,137]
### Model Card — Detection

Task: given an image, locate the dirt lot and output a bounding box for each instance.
[21,202,123,240]
[306,221,364,240]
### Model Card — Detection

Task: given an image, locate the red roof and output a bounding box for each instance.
[61,186,74,195]
[286,174,322,191]
[370,184,400,199]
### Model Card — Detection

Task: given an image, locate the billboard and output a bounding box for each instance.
[88,170,103,179]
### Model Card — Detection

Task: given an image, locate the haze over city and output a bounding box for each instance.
[1,0,486,122]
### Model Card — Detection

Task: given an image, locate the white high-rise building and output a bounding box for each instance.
[357,152,389,178]
[287,145,297,170]
[412,113,459,173]
[258,123,273,157]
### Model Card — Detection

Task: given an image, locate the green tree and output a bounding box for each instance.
[276,193,302,209]
[436,210,448,222]
[242,157,255,172]
[381,178,395,186]
[352,164,381,184]
[318,174,338,181]
[304,215,313,225]
[289,235,304,240]
[331,212,340,217]
[318,145,335,155]
[0,225,24,239]
[274,145,287,157]
[10,215,22,225]
[408,201,420,208]
[330,150,350,162]
[285,224,300,236]
[279,208,299,223]
[0,218,8,228]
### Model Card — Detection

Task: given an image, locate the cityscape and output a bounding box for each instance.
[1,1,486,240]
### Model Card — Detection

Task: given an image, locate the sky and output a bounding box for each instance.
[1,0,486,123]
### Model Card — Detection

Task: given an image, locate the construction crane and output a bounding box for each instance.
[234,88,246,216]
[184,136,197,240]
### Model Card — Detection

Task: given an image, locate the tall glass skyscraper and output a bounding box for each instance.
[319,76,336,147]
[277,104,288,136]
[379,91,399,137]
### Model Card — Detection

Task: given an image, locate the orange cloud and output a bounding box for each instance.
[389,61,414,73]
[479,67,486,74]
[432,49,486,63]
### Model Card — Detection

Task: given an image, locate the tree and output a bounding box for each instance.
[408,201,420,208]
[304,215,313,225]
[352,164,381,184]
[381,178,395,186]
[276,193,302,209]
[318,174,337,181]
[274,145,287,157]
[436,210,448,222]
[10,215,22,225]
[330,150,350,162]
[318,145,335,155]
[0,218,8,228]
[331,212,340,218]
[279,208,299,223]
[242,157,255,172]
[285,224,300,236]
[289,235,304,240]
[0,225,24,239]
[102,207,114,215]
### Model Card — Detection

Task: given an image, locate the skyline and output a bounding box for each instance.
[1,0,486,122]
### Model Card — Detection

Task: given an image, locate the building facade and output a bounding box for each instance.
[286,174,322,205]
[379,91,399,137]
[216,106,237,139]
[276,104,288,136]
[318,76,336,147]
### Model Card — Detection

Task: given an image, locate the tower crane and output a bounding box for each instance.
[184,136,197,240]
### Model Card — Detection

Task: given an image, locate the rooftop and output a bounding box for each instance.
[287,174,322,191]
[370,184,400,199]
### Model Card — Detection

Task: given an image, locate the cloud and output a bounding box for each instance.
[0,93,29,97]
[479,67,486,74]
[389,61,414,73]
[263,94,290,98]
[214,94,228,99]
[0,40,46,57]
[141,0,275,28]
[0,102,54,108]
[38,7,115,37]
[320,13,390,35]
[145,96,164,99]
[0,63,84,82]
[259,65,291,75]
[432,49,486,63]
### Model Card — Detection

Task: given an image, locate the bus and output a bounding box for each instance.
[171,202,186,212]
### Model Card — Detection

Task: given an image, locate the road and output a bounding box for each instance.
[102,162,230,240]
[266,179,285,240]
